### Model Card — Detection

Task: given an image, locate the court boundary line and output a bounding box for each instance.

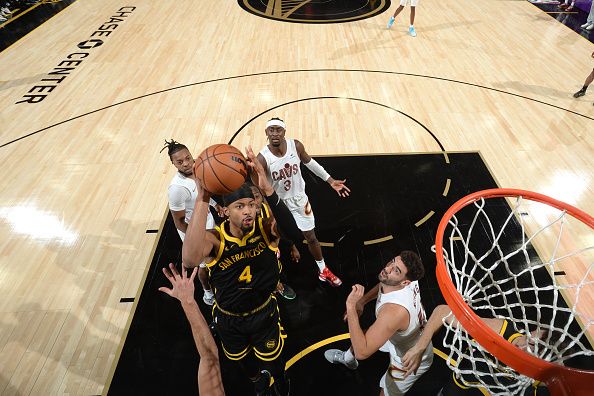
[2,68,592,149]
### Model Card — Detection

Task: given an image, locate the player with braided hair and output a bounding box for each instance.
[161,139,223,305]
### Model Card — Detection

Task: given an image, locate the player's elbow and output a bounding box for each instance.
[183,260,199,269]
[181,250,199,268]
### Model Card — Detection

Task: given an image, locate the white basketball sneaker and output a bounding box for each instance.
[324,349,359,370]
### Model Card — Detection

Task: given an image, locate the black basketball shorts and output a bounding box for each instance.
[214,296,286,361]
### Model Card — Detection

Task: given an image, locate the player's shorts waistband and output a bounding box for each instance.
[215,295,273,317]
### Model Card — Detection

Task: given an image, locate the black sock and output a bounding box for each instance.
[265,358,289,396]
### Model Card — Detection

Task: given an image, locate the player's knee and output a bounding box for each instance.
[303,231,318,244]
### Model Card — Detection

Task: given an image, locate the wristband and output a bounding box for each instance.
[304,159,331,181]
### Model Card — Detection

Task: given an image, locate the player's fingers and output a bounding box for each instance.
[158,287,173,296]
[189,267,198,282]
[168,262,177,273]
[246,159,256,171]
[162,266,173,280]
[169,263,181,280]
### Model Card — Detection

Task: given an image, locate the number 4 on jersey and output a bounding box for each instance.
[239,265,253,283]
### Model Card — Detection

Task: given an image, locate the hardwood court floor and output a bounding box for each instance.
[0,0,592,395]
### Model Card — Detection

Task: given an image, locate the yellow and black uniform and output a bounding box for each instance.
[443,320,542,396]
[206,216,286,361]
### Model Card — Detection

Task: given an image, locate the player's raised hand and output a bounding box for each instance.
[245,146,274,195]
[158,263,197,305]
[346,284,364,311]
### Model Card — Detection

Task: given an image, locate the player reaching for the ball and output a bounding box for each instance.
[182,146,302,396]
[258,117,350,287]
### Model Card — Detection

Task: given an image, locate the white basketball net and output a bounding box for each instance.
[437,195,594,396]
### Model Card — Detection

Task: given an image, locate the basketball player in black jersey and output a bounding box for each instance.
[183,147,302,396]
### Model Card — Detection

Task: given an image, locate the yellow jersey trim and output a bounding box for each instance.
[221,219,257,246]
[499,319,508,336]
[261,202,271,219]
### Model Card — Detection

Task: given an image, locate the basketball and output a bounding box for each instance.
[194,144,248,195]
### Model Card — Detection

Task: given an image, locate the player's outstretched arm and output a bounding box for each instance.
[158,263,224,396]
[182,180,216,268]
[294,140,350,197]
[402,304,452,377]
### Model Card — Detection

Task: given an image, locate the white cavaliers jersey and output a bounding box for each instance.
[375,281,432,368]
[168,172,216,230]
[260,139,306,200]
[168,172,198,224]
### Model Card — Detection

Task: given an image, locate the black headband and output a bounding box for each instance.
[222,183,255,206]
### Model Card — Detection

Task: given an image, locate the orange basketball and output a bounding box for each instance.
[194,144,248,194]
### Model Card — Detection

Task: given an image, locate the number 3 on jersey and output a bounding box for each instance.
[283,180,291,191]
[239,265,252,283]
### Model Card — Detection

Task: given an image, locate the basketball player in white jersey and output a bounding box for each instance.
[162,139,222,305]
[325,251,433,395]
[257,118,350,287]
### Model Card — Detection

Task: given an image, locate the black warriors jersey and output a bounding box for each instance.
[206,217,280,313]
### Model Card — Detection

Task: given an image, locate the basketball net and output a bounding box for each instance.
[434,189,593,396]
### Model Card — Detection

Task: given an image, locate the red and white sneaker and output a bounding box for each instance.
[319,267,342,287]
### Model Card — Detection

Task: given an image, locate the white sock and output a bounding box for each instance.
[344,348,356,363]
[315,259,325,272]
